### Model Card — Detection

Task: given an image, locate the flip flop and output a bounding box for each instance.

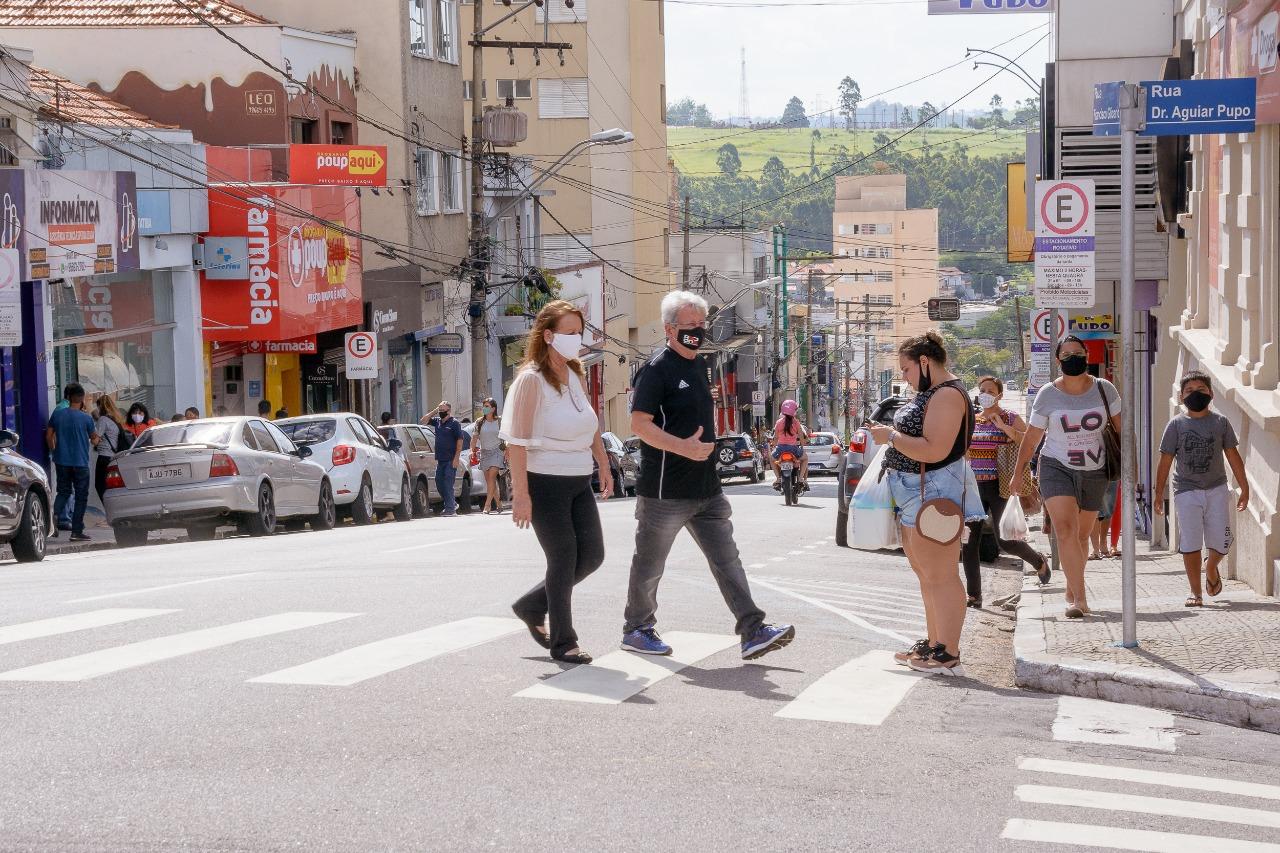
[1207,572,1223,597]
[1185,597,1203,607]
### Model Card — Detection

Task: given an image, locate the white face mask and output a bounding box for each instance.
[977,392,997,410]
[131,413,144,424]
[549,332,583,361]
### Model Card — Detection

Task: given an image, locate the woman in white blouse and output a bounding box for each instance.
[501,300,612,665]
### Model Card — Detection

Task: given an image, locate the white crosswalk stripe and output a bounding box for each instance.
[0,609,176,646]
[249,616,522,686]
[1004,755,1280,851]
[1053,696,1183,752]
[750,576,925,639]
[514,631,737,704]
[776,650,925,725]
[0,612,358,681]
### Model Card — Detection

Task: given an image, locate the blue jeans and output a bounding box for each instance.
[435,462,458,514]
[54,463,90,536]
[886,458,986,529]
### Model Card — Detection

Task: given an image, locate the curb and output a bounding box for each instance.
[1013,576,1280,734]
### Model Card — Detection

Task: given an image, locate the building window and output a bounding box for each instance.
[290,118,318,143]
[496,79,532,100]
[436,0,458,63]
[440,150,463,212]
[874,271,893,283]
[415,147,438,215]
[536,0,586,24]
[409,0,431,56]
[541,232,593,266]
[329,121,352,144]
[463,80,488,100]
[538,78,589,119]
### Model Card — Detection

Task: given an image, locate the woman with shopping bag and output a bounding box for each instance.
[960,376,1050,607]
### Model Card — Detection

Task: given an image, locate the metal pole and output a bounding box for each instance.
[1118,84,1141,649]
[863,294,871,420]
[681,196,692,289]
[771,228,781,418]
[1014,295,1026,371]
[468,0,488,416]
[803,269,813,423]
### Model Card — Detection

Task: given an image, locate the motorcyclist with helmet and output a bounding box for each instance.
[769,399,810,492]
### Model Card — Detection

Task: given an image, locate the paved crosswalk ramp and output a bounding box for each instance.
[249,616,522,686]
[776,649,925,726]
[1003,755,1280,851]
[514,631,737,704]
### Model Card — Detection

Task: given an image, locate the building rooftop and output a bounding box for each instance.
[30,65,176,128]
[0,0,273,27]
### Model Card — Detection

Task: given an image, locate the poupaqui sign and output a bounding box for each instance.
[1034,180,1096,309]
[289,145,389,187]
[1141,78,1257,136]
[928,0,1053,13]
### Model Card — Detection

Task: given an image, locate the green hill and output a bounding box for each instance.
[666,126,1026,178]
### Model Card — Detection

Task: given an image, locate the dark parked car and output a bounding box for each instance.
[602,432,637,496]
[591,432,627,498]
[715,434,765,483]
[0,429,52,562]
[378,423,436,517]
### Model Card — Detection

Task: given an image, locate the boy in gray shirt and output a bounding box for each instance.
[1154,371,1248,606]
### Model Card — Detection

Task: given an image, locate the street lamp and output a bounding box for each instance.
[965,47,1042,94]
[485,128,633,225]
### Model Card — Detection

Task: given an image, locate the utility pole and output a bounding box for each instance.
[801,270,813,423]
[863,294,872,421]
[1118,83,1142,649]
[681,196,692,289]
[1013,294,1026,370]
[468,0,487,417]
[770,226,782,417]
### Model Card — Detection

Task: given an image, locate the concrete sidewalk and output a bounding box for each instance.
[1015,549,1280,733]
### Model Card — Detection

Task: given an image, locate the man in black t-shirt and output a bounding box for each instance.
[621,291,795,662]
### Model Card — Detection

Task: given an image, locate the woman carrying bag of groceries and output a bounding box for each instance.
[960,376,1051,609]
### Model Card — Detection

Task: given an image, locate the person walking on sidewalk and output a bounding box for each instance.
[92,395,126,504]
[962,376,1050,608]
[1011,335,1121,619]
[477,397,505,515]
[425,400,464,517]
[621,290,795,662]
[504,301,609,665]
[867,331,984,676]
[1154,371,1248,607]
[45,383,99,542]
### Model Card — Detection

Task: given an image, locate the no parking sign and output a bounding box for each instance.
[345,331,378,379]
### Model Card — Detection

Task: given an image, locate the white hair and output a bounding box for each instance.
[661,290,709,325]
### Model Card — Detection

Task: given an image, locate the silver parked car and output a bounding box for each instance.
[0,428,52,562]
[103,417,335,546]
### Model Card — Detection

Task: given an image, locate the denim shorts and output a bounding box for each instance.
[772,443,805,460]
[886,458,987,529]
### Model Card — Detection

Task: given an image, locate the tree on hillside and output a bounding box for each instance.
[781,96,809,128]
[762,156,789,195]
[716,142,742,177]
[919,101,939,127]
[666,97,714,127]
[900,106,914,126]
[1013,95,1040,126]
[838,77,862,131]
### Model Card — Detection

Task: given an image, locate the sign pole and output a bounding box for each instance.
[1118,84,1141,649]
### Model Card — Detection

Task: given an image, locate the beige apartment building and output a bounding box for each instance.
[463,0,672,430]
[829,175,939,369]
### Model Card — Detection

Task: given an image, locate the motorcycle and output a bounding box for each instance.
[778,450,804,506]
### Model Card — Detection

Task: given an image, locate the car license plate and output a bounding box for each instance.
[145,464,189,482]
[781,462,794,473]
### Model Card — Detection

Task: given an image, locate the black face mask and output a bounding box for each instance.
[915,361,932,393]
[1060,354,1089,377]
[1184,391,1212,413]
[676,326,705,351]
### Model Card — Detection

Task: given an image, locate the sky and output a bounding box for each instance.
[663,1,1055,121]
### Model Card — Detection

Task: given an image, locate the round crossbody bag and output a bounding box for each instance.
[913,384,974,547]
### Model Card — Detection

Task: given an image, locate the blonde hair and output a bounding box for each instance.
[96,394,124,426]
[521,300,586,393]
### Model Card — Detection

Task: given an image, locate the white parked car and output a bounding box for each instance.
[804,432,845,474]
[275,413,413,524]
[104,417,335,546]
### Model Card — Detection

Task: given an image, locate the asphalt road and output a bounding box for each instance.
[1,476,1277,852]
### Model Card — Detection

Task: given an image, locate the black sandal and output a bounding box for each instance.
[1036,556,1052,586]
[552,648,592,665]
[512,607,551,650]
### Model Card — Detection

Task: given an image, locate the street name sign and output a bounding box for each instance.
[1141,78,1257,136]
[344,331,378,379]
[1034,179,1096,309]
[928,0,1054,13]
[1093,82,1123,136]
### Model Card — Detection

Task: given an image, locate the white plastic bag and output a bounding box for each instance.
[999,497,1029,542]
[851,446,901,551]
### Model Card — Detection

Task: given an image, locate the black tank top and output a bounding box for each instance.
[883,379,973,473]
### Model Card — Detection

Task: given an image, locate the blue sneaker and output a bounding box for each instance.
[741,623,796,661]
[621,627,672,656]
